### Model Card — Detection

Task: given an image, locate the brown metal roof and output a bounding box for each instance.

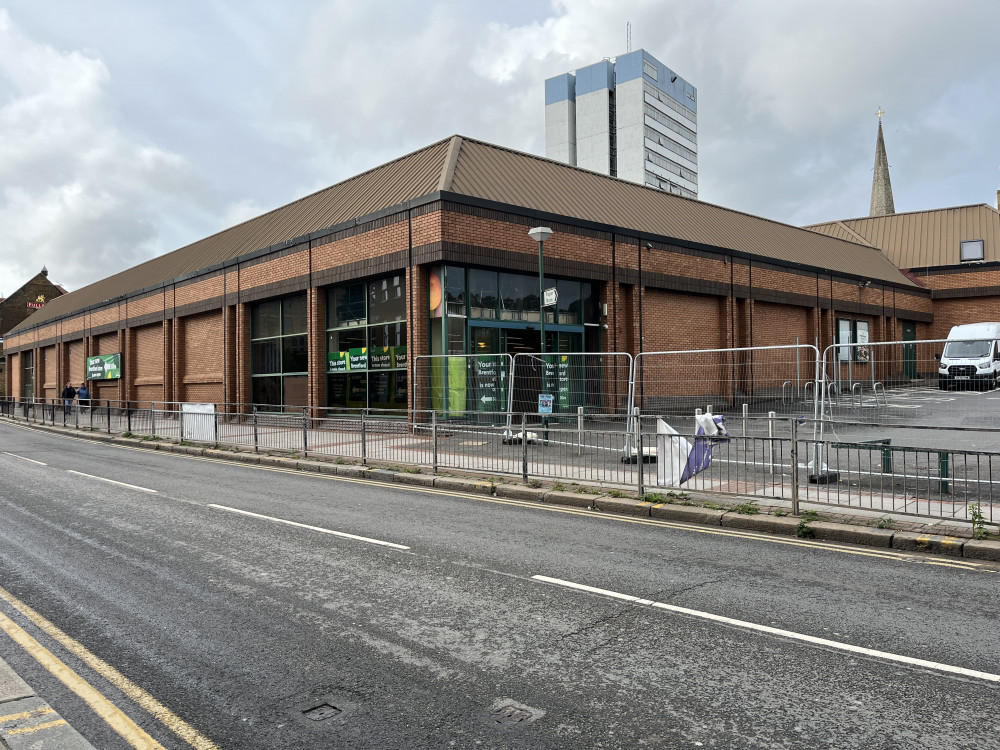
[16,138,453,330]
[13,134,919,335]
[446,137,915,287]
[806,204,1000,269]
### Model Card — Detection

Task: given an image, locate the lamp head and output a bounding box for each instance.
[528,226,553,244]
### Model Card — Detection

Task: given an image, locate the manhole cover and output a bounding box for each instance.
[493,705,533,726]
[303,704,342,721]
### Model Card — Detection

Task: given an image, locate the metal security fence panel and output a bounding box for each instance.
[634,345,821,420]
[820,338,995,427]
[414,354,514,423]
[510,352,634,422]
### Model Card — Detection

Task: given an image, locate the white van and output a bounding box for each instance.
[938,322,1000,390]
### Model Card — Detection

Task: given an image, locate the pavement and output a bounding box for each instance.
[2,414,999,745]
[0,656,94,749]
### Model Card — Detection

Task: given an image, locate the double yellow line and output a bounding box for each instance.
[0,585,218,749]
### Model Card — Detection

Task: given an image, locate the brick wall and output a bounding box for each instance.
[3,199,950,414]
[181,311,224,403]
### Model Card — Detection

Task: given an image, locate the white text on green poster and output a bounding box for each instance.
[87,353,121,380]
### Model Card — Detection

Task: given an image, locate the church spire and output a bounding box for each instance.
[869,108,895,217]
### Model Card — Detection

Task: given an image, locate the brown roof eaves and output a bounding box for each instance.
[10,134,925,336]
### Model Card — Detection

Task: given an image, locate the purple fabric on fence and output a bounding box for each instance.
[680,414,730,484]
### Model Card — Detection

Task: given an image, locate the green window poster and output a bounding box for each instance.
[87,354,121,380]
[557,356,571,409]
[327,351,349,373]
[369,347,393,370]
[392,345,407,368]
[348,347,368,370]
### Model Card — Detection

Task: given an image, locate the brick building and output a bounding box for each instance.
[808,201,1000,341]
[2,135,931,411]
[0,267,66,398]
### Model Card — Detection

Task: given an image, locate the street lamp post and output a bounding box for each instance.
[528,226,553,353]
[528,227,553,444]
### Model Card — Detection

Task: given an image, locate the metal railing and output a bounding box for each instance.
[4,397,997,529]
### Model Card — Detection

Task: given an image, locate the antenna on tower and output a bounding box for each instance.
[626,21,631,53]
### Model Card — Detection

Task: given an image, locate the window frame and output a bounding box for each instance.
[960,239,984,263]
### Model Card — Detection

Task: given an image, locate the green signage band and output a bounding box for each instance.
[86,353,121,381]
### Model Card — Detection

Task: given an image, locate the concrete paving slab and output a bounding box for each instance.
[809,521,895,547]
[0,696,95,750]
[594,497,652,517]
[392,472,437,487]
[891,531,966,556]
[961,538,1000,561]
[721,514,803,535]
[0,660,31,703]
[542,490,599,508]
[650,504,726,525]
[492,485,549,502]
[433,477,494,495]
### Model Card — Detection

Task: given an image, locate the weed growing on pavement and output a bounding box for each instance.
[702,501,723,510]
[401,466,422,474]
[773,508,788,517]
[553,482,566,492]
[643,492,664,503]
[334,457,345,465]
[679,500,695,506]
[970,503,989,540]
[733,502,759,515]
[122,431,135,438]
[795,520,815,538]
[800,510,819,522]
[607,489,629,498]
[526,479,542,489]
[875,517,894,529]
[573,486,589,494]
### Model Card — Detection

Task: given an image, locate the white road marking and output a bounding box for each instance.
[2,452,46,466]
[532,575,1000,684]
[66,470,158,494]
[208,504,410,550]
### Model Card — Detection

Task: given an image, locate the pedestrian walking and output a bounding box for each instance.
[77,382,91,410]
[61,383,76,416]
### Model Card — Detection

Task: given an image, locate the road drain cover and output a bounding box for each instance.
[493,704,534,726]
[303,703,342,721]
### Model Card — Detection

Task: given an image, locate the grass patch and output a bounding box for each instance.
[552,482,566,492]
[874,517,894,529]
[795,520,815,538]
[773,508,788,517]
[799,510,819,522]
[643,492,664,503]
[526,479,542,489]
[733,501,759,515]
[702,501,723,510]
[606,489,630,499]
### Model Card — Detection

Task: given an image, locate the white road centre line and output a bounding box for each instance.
[208,504,410,550]
[65,470,158,494]
[3,452,46,466]
[531,575,1000,684]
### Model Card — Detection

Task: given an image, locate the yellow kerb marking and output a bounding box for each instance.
[7,718,68,736]
[0,586,219,750]
[0,706,54,724]
[0,609,163,749]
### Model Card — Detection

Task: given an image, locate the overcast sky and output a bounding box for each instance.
[2,0,999,296]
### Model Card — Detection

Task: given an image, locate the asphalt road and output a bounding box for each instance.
[0,420,999,749]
